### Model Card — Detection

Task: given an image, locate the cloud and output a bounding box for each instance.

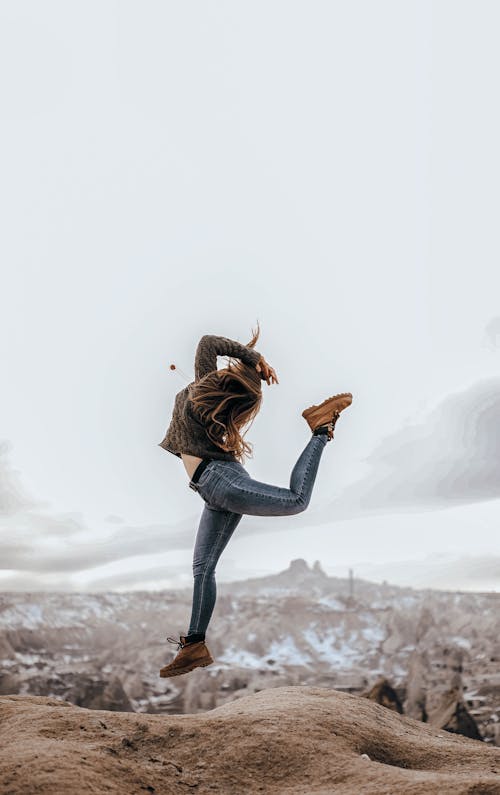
[0,439,277,578]
[312,377,500,522]
[0,511,275,575]
[0,514,193,574]
[483,315,500,350]
[84,565,191,592]
[0,571,77,592]
[1,441,89,541]
[0,441,43,515]
[349,554,500,591]
[0,564,192,592]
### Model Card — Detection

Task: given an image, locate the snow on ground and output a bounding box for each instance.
[267,636,313,667]
[317,596,345,610]
[360,625,386,644]
[219,635,314,669]
[0,593,139,629]
[451,636,472,650]
[0,604,44,629]
[218,647,266,669]
[302,628,361,667]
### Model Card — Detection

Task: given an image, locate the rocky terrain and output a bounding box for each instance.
[1,560,499,745]
[1,687,500,795]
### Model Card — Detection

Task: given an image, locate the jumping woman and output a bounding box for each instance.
[158,325,352,678]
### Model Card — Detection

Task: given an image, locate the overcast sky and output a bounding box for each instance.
[1,1,499,593]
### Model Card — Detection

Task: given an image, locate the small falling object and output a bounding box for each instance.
[360,754,371,761]
[169,363,190,383]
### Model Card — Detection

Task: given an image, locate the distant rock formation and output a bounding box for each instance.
[280,558,329,581]
[1,687,499,795]
[364,678,403,713]
[404,648,430,721]
[0,672,20,697]
[312,560,327,577]
[68,675,133,713]
[0,636,15,661]
[289,558,311,575]
[429,686,483,741]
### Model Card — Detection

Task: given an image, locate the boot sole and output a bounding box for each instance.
[159,657,214,678]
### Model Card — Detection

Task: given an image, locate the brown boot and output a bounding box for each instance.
[159,636,214,678]
[302,392,353,439]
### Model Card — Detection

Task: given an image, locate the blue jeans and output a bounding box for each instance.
[186,432,329,636]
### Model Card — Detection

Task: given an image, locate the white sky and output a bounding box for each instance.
[1,0,499,592]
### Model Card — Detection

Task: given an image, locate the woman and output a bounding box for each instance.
[158,324,352,678]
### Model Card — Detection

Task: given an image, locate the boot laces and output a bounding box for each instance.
[329,410,341,438]
[166,636,184,651]
[321,410,340,440]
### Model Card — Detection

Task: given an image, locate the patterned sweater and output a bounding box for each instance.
[158,334,262,461]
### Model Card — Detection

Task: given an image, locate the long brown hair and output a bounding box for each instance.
[188,324,262,461]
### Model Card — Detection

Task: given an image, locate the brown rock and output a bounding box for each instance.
[67,675,133,712]
[1,686,500,794]
[364,678,404,713]
[429,686,483,742]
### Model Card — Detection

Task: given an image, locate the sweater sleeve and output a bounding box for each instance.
[194,334,262,381]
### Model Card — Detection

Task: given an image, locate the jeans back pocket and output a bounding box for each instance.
[195,463,222,502]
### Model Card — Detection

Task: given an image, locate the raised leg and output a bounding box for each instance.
[205,432,329,517]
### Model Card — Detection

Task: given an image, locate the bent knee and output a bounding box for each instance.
[192,562,217,578]
[284,496,309,516]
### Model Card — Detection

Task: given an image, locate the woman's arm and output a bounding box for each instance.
[194,334,262,381]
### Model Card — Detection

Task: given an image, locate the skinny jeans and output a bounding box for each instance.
[186,432,328,636]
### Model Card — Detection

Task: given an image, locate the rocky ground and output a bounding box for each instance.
[1,687,499,795]
[1,560,499,745]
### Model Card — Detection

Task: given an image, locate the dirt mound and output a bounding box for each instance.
[1,686,499,794]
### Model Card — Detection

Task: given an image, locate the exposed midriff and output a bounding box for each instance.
[180,452,204,480]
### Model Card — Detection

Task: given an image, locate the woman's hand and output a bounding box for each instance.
[256,356,279,385]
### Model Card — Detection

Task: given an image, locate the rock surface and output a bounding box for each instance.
[1,686,499,795]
